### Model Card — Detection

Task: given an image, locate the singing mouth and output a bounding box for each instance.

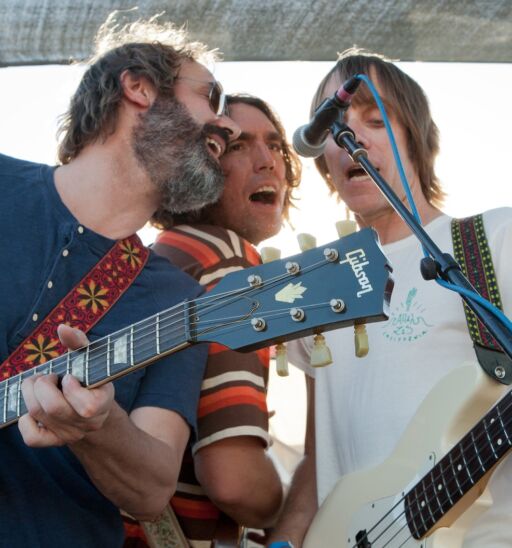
[249,185,278,205]
[347,165,376,181]
[206,136,225,160]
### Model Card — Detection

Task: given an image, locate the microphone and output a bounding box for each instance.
[293,76,361,158]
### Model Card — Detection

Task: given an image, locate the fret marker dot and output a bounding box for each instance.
[457,464,462,471]
[490,418,495,424]
[62,249,69,257]
[438,484,443,491]
[498,438,503,446]
[421,501,426,507]
[32,313,38,322]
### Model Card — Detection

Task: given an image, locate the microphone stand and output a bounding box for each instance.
[331,120,512,383]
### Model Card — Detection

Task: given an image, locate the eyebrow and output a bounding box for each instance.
[236,130,282,142]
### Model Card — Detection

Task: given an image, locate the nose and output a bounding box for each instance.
[253,143,275,172]
[213,113,241,140]
[346,118,370,150]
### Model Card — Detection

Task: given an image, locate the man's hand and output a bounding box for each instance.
[18,324,115,447]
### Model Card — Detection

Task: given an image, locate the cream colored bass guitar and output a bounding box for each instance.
[304,362,512,547]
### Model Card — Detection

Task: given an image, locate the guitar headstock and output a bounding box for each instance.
[188,227,393,352]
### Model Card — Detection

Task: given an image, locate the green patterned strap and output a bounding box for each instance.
[451,214,503,349]
[452,214,512,385]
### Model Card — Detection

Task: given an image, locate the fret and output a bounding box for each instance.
[130,325,134,367]
[84,337,108,386]
[66,351,71,375]
[496,402,512,447]
[106,335,111,377]
[85,345,90,386]
[156,314,160,355]
[470,430,486,472]
[16,375,22,417]
[3,378,8,424]
[427,470,444,519]
[111,330,129,375]
[447,450,464,496]
[459,441,475,485]
[71,351,85,383]
[437,458,454,507]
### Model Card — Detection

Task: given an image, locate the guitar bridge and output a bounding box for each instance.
[355,529,372,547]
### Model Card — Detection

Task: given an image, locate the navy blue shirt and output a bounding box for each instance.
[0,153,207,547]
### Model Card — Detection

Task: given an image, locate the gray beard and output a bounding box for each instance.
[132,96,225,213]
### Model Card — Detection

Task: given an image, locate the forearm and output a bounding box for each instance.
[195,437,283,529]
[268,452,317,547]
[70,402,181,520]
[211,453,282,528]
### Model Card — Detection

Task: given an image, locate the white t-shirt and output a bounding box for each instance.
[290,208,512,546]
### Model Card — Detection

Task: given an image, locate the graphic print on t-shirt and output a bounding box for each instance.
[382,287,433,342]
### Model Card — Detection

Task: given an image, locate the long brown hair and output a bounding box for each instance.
[312,48,445,207]
[57,14,215,164]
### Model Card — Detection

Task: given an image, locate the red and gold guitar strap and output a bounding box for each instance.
[0,234,149,380]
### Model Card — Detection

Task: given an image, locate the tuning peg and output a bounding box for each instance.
[297,233,317,252]
[354,324,369,357]
[275,343,289,376]
[310,333,333,367]
[335,219,358,238]
[260,246,281,263]
[335,220,369,358]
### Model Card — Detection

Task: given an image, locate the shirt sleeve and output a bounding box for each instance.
[152,224,271,452]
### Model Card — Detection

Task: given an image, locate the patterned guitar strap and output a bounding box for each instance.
[0,235,148,379]
[451,214,512,385]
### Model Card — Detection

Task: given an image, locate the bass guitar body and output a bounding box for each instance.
[304,362,508,547]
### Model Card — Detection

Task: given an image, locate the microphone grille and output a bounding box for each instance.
[292,125,326,158]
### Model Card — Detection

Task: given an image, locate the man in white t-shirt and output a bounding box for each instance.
[269,49,512,548]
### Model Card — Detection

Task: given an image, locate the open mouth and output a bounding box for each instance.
[206,137,224,159]
[347,165,376,181]
[249,186,278,205]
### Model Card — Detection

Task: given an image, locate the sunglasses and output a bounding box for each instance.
[176,77,228,117]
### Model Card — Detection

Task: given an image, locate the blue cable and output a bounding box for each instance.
[353,73,512,334]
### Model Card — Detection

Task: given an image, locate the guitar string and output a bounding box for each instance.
[351,391,512,547]
[359,408,512,548]
[0,256,331,396]
[0,300,326,394]
[0,261,336,416]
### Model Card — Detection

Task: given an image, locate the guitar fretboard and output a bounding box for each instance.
[405,390,512,538]
[0,303,189,428]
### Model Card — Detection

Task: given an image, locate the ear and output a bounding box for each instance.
[119,70,157,109]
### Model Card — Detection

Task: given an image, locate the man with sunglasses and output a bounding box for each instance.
[123,94,302,547]
[0,15,242,548]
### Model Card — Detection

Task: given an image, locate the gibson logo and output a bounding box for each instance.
[340,249,373,297]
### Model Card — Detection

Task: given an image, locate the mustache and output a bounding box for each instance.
[201,124,230,147]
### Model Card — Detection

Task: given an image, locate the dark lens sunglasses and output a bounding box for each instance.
[176,77,228,117]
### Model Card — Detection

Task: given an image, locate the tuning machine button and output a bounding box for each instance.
[260,247,281,263]
[335,219,369,358]
[297,233,317,252]
[310,333,333,367]
[275,342,288,376]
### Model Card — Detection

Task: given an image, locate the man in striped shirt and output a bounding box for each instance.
[125,94,302,547]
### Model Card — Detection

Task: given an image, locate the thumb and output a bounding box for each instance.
[57,324,90,351]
